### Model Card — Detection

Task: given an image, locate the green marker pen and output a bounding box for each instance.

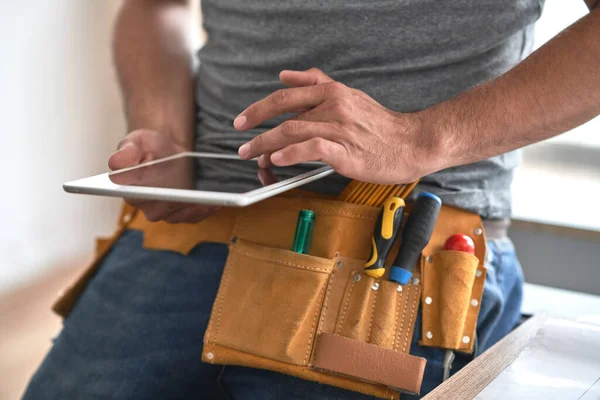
[292,209,315,254]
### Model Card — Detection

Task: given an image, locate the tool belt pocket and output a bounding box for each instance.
[420,249,486,353]
[334,273,418,352]
[205,238,336,365]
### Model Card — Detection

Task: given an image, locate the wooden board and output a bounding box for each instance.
[424,315,600,400]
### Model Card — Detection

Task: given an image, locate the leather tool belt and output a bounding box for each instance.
[53,191,487,399]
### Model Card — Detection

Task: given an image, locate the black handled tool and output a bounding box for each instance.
[390,192,442,285]
[364,195,405,278]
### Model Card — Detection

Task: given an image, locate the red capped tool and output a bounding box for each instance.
[443,234,475,255]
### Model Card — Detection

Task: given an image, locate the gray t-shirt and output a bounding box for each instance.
[195,0,544,219]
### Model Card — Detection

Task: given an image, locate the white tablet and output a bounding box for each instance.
[63,152,334,207]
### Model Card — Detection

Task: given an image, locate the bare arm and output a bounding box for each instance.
[113,0,197,149]
[235,2,600,185]
[108,1,217,224]
[422,3,600,173]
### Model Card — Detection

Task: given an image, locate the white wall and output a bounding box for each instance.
[0,2,125,291]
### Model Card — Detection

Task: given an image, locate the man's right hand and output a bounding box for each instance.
[108,129,219,224]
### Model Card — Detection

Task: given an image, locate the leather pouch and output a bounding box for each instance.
[420,250,482,352]
[417,206,488,354]
[334,272,420,353]
[205,238,336,365]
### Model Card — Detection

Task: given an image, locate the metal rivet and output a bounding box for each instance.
[336,260,343,269]
[426,331,433,340]
[462,336,471,344]
[397,285,403,293]
[412,278,420,286]
[206,352,214,360]
[372,282,380,291]
[353,274,361,282]
[475,269,482,278]
[231,236,238,244]
[471,299,479,307]
[425,297,432,305]
[122,214,132,223]
[474,228,483,236]
[426,256,433,263]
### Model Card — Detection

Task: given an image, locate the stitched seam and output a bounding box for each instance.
[318,269,335,333]
[308,208,378,220]
[233,249,332,273]
[404,279,419,353]
[392,285,402,351]
[210,252,234,360]
[242,205,377,221]
[336,275,357,334]
[464,270,484,351]
[304,278,327,365]
[366,284,379,343]
[396,284,409,351]
[310,271,335,366]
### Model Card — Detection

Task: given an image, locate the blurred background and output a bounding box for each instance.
[0,1,598,399]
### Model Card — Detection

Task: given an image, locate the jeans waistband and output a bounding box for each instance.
[482,219,510,240]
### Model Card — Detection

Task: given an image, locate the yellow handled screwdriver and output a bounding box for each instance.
[364,195,405,278]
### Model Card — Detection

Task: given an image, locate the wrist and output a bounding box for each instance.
[412,105,455,175]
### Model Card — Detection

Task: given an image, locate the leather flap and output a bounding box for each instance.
[313,333,426,395]
[203,342,400,399]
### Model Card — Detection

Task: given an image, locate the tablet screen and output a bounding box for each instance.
[108,153,331,194]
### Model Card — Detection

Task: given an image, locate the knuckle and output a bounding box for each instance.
[327,81,347,95]
[272,89,290,106]
[252,134,264,149]
[308,67,322,74]
[281,120,299,136]
[330,98,349,114]
[311,138,330,156]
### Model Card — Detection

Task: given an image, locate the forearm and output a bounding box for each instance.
[113,0,196,148]
[422,7,600,172]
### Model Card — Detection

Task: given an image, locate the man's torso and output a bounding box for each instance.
[194,0,544,219]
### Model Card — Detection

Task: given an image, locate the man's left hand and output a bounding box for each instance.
[235,68,441,184]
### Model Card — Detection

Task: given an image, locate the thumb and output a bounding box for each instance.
[279,67,334,88]
[108,141,142,171]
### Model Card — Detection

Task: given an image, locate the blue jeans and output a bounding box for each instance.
[24,230,523,399]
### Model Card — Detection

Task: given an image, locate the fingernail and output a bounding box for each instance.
[238,143,250,158]
[234,115,247,130]
[271,152,283,163]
